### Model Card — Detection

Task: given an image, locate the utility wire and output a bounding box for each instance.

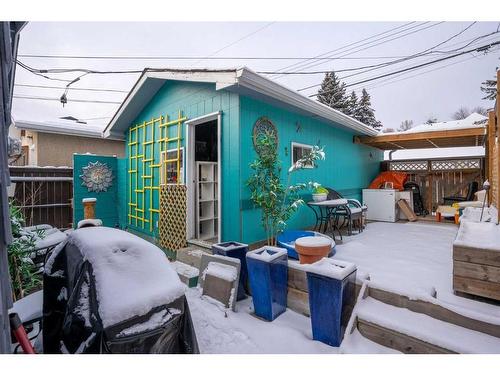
[13,95,122,104]
[270,22,417,75]
[15,83,129,93]
[272,22,444,78]
[308,40,500,97]
[297,30,499,92]
[193,22,274,66]
[16,54,418,61]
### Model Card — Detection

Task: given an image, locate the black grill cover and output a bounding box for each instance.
[43,237,199,354]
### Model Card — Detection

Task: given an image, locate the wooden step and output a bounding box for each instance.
[356,297,500,354]
[176,246,212,269]
[367,284,500,338]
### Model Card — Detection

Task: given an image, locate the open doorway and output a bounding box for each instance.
[186,113,221,242]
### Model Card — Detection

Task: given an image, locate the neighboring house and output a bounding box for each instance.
[95,67,382,247]
[9,120,125,167]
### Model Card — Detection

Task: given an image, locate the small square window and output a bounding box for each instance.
[160,148,184,185]
[291,142,314,169]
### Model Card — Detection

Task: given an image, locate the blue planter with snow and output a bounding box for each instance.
[277,230,336,260]
[306,258,357,346]
[246,246,288,321]
[212,241,249,300]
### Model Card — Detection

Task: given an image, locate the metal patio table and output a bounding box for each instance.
[307,198,349,241]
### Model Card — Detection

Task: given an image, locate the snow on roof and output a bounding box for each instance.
[398,113,487,135]
[67,227,185,328]
[104,67,378,139]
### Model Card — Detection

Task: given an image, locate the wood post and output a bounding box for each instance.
[83,198,96,219]
[497,70,500,224]
[488,111,496,206]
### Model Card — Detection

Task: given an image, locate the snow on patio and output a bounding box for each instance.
[185,287,394,354]
[333,221,500,321]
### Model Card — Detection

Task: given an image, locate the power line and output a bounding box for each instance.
[15,83,129,93]
[259,26,490,78]
[308,39,500,97]
[193,22,274,66]
[13,95,122,104]
[272,22,444,78]
[269,22,417,75]
[16,54,418,61]
[297,30,499,93]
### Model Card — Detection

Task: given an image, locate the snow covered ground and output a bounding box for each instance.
[186,287,393,354]
[334,221,500,321]
[186,221,500,354]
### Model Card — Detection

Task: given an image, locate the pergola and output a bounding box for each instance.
[354,127,486,150]
[353,76,500,223]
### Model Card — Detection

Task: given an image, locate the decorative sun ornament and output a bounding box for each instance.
[80,161,114,192]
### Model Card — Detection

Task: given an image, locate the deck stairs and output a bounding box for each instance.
[344,281,500,354]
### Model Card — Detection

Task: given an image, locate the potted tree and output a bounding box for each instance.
[247,131,325,246]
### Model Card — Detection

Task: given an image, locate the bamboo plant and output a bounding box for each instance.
[247,131,325,246]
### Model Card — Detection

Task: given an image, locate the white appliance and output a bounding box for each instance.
[362,189,414,223]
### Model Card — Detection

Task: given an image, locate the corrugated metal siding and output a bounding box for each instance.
[239,96,383,244]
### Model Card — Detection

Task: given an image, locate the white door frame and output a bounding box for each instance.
[185,111,222,242]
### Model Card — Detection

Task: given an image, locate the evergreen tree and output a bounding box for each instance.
[355,89,382,129]
[345,91,359,117]
[481,69,497,101]
[317,71,349,113]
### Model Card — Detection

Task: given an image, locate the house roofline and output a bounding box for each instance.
[103,67,379,138]
[15,120,123,140]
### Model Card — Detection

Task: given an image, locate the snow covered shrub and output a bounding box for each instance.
[8,202,43,300]
[247,131,325,246]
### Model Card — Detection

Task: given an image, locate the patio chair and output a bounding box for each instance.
[443,181,478,205]
[326,188,366,236]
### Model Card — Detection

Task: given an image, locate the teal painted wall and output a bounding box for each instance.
[117,157,127,228]
[125,80,240,241]
[238,96,383,244]
[73,154,120,228]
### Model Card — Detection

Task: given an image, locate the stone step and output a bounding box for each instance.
[356,297,500,354]
[171,261,200,288]
[176,246,212,269]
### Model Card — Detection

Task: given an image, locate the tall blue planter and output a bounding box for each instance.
[212,241,249,300]
[306,259,357,346]
[246,247,288,321]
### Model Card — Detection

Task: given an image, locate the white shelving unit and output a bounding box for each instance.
[196,161,218,240]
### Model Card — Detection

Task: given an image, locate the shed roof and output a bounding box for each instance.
[356,113,487,150]
[103,67,379,139]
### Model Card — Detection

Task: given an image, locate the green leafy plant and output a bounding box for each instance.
[313,186,328,194]
[8,202,43,301]
[247,131,325,246]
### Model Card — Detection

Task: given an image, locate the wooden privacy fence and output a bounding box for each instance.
[9,166,73,229]
[486,70,500,223]
[382,157,484,214]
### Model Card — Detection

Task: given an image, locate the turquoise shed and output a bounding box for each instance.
[102,67,382,248]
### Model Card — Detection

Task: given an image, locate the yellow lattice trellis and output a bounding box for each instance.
[128,111,187,249]
[159,184,187,250]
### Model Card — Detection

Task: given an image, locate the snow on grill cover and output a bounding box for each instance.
[43,227,199,354]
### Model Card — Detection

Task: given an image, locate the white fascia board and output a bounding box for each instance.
[235,68,378,136]
[15,120,104,139]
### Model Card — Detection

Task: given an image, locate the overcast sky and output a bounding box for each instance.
[12,21,500,131]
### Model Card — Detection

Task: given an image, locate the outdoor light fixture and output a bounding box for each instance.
[479,180,490,222]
